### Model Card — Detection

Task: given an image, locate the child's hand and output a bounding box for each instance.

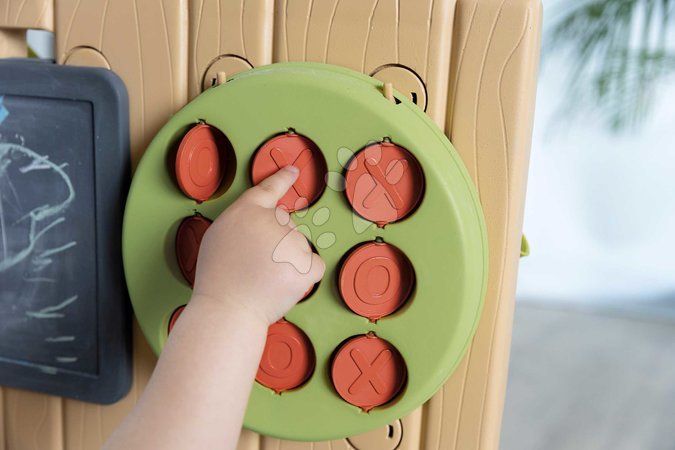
[192,166,325,325]
[105,167,324,450]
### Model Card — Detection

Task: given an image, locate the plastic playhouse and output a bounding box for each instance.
[0,1,541,449]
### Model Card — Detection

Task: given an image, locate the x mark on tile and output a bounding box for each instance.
[362,158,409,211]
[270,147,314,199]
[348,348,393,395]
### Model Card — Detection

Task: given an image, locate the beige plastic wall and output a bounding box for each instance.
[0,1,541,448]
[0,0,52,58]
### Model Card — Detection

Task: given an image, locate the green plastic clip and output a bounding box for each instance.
[520,234,530,257]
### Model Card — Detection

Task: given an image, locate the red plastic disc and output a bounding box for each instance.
[339,242,415,321]
[175,123,227,202]
[167,305,185,334]
[251,133,327,212]
[175,214,212,286]
[256,320,315,393]
[345,142,424,226]
[331,334,407,411]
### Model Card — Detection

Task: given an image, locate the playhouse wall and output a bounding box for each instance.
[0,1,541,448]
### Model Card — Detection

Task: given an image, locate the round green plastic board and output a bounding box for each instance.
[123,62,488,441]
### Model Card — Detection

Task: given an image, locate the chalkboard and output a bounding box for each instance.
[0,60,131,403]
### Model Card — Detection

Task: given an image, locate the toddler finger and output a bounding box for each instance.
[307,253,326,283]
[274,205,292,227]
[284,227,312,253]
[246,165,299,208]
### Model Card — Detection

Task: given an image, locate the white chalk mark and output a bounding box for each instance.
[38,241,77,259]
[45,336,75,342]
[32,257,52,272]
[26,295,78,319]
[4,172,23,214]
[0,216,64,272]
[18,154,52,173]
[55,356,78,363]
[0,143,75,273]
[38,365,58,375]
[34,217,65,240]
[32,240,77,271]
[23,276,56,283]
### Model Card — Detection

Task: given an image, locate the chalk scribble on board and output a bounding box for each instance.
[26,295,79,319]
[0,143,77,274]
[0,95,100,376]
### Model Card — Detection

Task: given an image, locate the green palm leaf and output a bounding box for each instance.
[547,0,675,131]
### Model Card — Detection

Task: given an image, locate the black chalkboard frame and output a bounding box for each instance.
[0,59,132,404]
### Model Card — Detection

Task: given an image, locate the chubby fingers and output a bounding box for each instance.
[271,225,325,283]
[244,165,299,208]
[307,252,326,284]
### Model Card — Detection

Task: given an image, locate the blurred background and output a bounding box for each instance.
[25,3,675,447]
[501,0,675,449]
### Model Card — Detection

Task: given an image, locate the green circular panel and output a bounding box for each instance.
[123,62,488,441]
